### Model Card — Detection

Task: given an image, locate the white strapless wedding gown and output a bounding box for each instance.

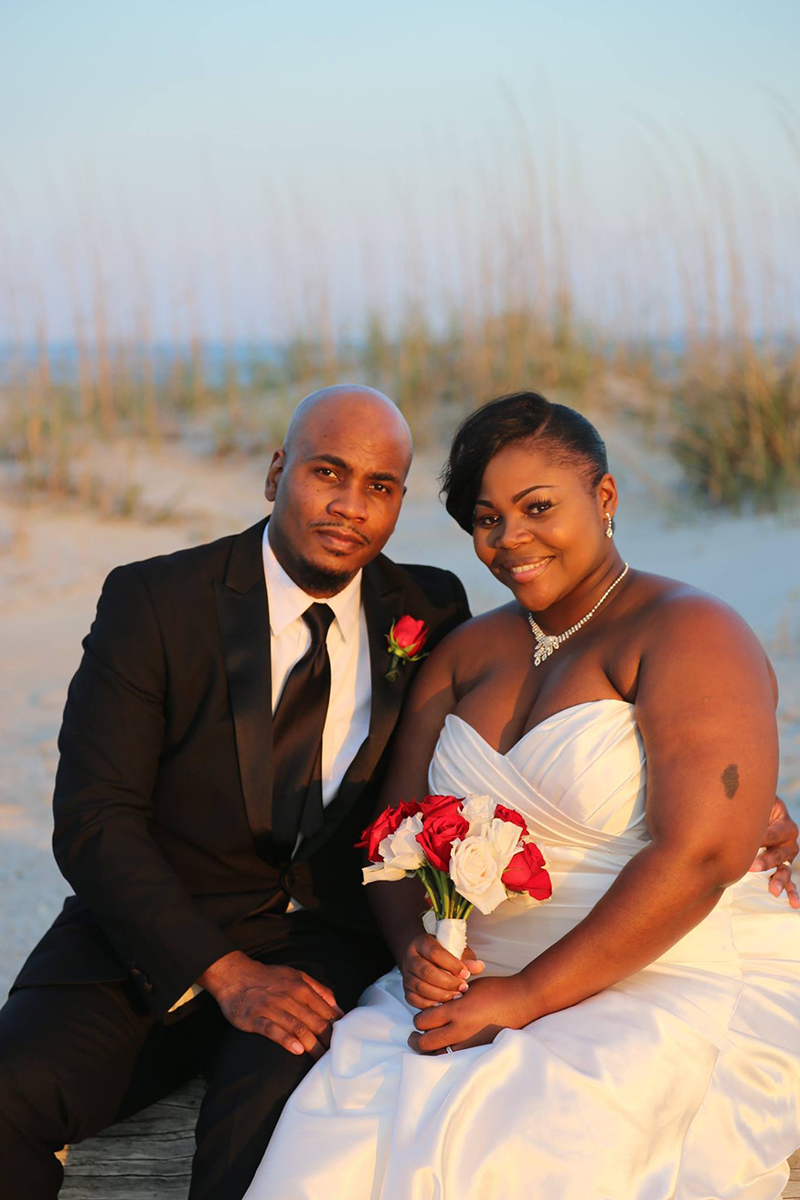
[246,700,800,1200]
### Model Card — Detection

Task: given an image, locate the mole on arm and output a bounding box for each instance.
[721,764,740,800]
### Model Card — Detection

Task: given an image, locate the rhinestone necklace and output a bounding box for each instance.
[527,563,630,667]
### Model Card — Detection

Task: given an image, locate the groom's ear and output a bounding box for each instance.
[265,449,285,501]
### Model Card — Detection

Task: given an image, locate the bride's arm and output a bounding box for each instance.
[411,593,780,1052]
[366,622,485,996]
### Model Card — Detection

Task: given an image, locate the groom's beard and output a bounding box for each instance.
[293,554,355,596]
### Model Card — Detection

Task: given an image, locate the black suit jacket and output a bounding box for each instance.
[15,519,470,1016]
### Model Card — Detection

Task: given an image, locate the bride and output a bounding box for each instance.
[246,392,800,1199]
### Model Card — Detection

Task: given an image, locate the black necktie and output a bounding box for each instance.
[271,603,335,857]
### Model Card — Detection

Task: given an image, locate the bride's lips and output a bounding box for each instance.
[314,527,368,553]
[500,557,554,584]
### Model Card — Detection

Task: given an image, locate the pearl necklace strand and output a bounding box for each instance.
[527,563,630,667]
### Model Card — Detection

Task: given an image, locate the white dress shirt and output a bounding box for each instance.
[262,523,372,808]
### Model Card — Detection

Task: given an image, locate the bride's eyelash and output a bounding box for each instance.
[472,499,553,528]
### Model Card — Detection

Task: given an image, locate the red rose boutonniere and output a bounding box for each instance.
[386,615,429,682]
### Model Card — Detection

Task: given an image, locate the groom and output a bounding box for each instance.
[0,386,470,1200]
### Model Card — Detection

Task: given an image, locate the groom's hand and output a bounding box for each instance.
[750,797,800,909]
[198,951,343,1057]
[401,934,485,1009]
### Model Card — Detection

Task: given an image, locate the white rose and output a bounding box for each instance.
[461,794,496,836]
[379,814,425,872]
[484,817,522,872]
[449,834,509,915]
[362,862,408,885]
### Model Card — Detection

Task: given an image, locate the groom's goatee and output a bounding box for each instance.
[295,556,356,595]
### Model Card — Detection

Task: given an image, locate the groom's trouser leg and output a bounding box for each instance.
[188,912,392,1200]
[0,980,201,1198]
[0,917,391,1200]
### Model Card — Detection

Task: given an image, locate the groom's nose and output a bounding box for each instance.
[328,482,368,523]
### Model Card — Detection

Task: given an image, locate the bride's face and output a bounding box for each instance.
[471,439,618,612]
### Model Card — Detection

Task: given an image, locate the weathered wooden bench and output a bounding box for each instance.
[58,1084,800,1198]
[59,1079,203,1198]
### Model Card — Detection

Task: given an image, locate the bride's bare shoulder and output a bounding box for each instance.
[628,571,776,697]
[431,602,525,669]
[631,570,752,628]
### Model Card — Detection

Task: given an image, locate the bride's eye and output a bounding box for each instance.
[473,513,499,529]
[526,499,553,516]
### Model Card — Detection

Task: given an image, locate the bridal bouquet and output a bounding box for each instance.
[357,794,551,959]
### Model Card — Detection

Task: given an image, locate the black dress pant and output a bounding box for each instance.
[0,911,391,1200]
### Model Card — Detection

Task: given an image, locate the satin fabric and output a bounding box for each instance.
[245,700,800,1200]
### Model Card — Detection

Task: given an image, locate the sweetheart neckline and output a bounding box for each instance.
[447,699,635,758]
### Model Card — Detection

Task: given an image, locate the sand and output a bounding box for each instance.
[1,425,799,999]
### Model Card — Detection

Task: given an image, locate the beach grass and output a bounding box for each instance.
[671,345,800,511]
[1,115,798,515]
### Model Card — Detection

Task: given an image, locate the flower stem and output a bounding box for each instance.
[434,870,447,918]
[416,868,439,914]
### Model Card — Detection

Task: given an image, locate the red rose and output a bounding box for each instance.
[386,615,430,681]
[356,799,421,863]
[416,808,469,872]
[419,793,463,817]
[501,842,552,900]
[494,804,527,833]
[390,615,428,657]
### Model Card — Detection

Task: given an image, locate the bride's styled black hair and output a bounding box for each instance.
[440,391,609,533]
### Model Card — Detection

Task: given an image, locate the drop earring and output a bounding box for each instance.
[605,513,614,539]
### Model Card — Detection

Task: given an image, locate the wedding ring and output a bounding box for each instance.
[445,1046,454,1054]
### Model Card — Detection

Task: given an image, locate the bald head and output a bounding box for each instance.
[284,385,413,472]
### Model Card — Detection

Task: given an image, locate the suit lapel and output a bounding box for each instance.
[295,561,408,862]
[359,565,409,766]
[214,518,274,855]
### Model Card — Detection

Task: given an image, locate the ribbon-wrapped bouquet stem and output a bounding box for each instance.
[358,793,552,959]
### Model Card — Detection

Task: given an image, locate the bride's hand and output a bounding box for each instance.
[408,975,532,1053]
[401,933,485,1009]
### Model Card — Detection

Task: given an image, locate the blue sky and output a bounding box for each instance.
[1,0,799,339]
